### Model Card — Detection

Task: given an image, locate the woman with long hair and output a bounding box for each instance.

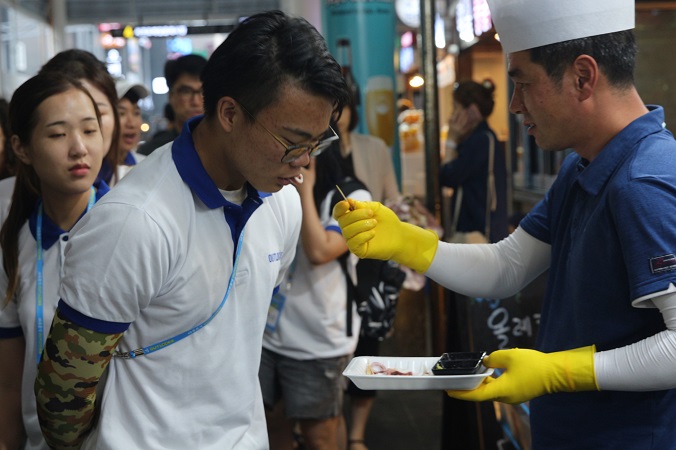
[0,73,109,450]
[38,49,120,186]
[0,50,120,213]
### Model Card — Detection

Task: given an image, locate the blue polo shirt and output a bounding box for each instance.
[520,106,676,448]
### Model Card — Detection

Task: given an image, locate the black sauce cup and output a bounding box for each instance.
[432,351,487,375]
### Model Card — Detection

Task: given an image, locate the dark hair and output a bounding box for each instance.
[453,79,495,118]
[164,102,175,122]
[2,74,101,305]
[0,98,16,179]
[122,90,142,105]
[344,84,360,132]
[530,30,637,89]
[165,54,207,90]
[201,10,350,120]
[39,49,121,184]
[313,122,349,211]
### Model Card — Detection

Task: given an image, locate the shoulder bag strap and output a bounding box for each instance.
[484,132,495,239]
[451,185,463,236]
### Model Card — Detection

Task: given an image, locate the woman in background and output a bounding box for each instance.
[336,92,399,450]
[440,79,508,243]
[0,73,109,450]
[261,128,371,450]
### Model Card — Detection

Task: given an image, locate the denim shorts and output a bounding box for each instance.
[259,347,349,420]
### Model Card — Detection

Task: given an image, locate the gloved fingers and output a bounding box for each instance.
[339,208,375,227]
[368,201,400,222]
[446,372,522,404]
[332,199,376,220]
[481,348,520,368]
[345,230,376,258]
[445,377,496,402]
[339,218,377,241]
[332,200,352,219]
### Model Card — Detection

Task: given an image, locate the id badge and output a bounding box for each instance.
[265,291,286,334]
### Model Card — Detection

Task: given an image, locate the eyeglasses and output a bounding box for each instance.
[173,85,203,100]
[238,102,339,163]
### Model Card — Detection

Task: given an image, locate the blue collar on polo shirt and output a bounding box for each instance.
[172,115,272,246]
[123,151,137,165]
[575,106,666,196]
[29,178,110,250]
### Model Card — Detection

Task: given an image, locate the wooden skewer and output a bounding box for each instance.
[335,185,354,210]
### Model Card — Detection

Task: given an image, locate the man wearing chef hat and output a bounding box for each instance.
[332,0,676,447]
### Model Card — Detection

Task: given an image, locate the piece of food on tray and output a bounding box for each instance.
[367,361,414,376]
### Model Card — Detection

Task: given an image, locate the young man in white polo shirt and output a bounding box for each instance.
[33,11,350,450]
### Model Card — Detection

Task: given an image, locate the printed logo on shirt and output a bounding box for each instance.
[650,254,676,274]
[268,251,283,263]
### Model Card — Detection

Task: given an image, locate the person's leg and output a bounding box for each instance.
[266,400,297,450]
[344,336,380,450]
[282,355,350,450]
[299,416,341,450]
[336,413,348,450]
[260,348,296,450]
[346,396,374,450]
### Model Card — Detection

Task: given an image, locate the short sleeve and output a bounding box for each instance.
[613,175,676,299]
[59,202,171,323]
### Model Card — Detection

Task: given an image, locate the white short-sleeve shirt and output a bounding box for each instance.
[58,117,302,450]
[262,185,371,360]
[0,183,108,450]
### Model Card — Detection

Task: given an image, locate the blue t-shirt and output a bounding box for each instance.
[520,106,676,448]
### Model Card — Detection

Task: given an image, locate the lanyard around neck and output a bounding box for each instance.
[35,187,96,364]
[114,227,246,359]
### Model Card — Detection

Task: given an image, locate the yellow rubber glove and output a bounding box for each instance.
[332,199,439,273]
[446,346,599,405]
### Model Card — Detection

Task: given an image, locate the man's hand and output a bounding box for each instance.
[446,346,599,405]
[332,200,439,273]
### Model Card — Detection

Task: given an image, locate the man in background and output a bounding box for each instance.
[138,53,207,155]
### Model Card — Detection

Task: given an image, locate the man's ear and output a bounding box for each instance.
[11,135,31,165]
[572,55,598,101]
[216,97,238,133]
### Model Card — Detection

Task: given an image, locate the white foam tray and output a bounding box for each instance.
[343,356,493,391]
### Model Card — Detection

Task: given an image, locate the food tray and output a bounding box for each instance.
[343,356,493,391]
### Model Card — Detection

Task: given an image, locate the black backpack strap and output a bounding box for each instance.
[330,177,368,213]
[331,177,368,338]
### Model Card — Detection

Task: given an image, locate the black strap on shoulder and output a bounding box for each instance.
[332,177,368,338]
[330,177,368,213]
[339,255,356,337]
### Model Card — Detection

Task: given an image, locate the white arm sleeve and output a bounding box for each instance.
[425,226,551,299]
[595,286,676,391]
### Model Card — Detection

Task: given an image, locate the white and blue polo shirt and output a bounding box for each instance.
[520,106,676,448]
[263,186,370,361]
[57,116,302,449]
[0,181,109,450]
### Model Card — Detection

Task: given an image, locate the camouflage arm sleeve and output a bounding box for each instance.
[34,307,124,449]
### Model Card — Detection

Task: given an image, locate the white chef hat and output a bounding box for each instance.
[486,0,635,54]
